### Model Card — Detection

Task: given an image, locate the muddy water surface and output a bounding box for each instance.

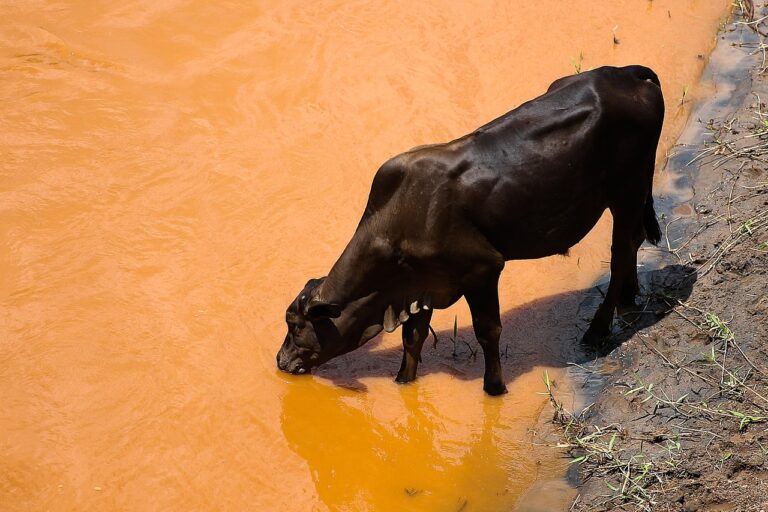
[0,1,730,510]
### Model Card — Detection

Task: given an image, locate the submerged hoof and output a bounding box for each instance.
[483,381,508,396]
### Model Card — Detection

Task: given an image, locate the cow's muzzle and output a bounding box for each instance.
[276,340,310,375]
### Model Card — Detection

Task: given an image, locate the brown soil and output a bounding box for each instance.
[556,4,768,512]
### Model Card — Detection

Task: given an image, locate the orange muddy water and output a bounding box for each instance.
[0,1,730,511]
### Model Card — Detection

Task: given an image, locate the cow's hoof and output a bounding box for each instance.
[395,374,415,385]
[581,328,612,355]
[617,304,642,325]
[616,300,638,315]
[582,324,610,342]
[483,381,508,396]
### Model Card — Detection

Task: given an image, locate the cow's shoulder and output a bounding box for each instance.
[370,155,407,196]
[361,155,409,219]
[362,141,475,229]
[404,141,473,179]
[374,144,467,185]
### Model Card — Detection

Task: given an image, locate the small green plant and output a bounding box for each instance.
[571,52,584,74]
[447,315,476,359]
[728,410,766,431]
[757,241,768,251]
[680,85,690,105]
[623,380,655,403]
[540,370,573,425]
[741,219,755,235]
[664,438,682,457]
[705,313,735,342]
[701,345,718,364]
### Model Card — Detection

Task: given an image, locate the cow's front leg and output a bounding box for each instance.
[395,309,433,384]
[465,277,507,396]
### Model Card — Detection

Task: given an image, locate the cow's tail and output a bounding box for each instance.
[625,65,662,245]
[643,193,662,245]
[627,65,661,88]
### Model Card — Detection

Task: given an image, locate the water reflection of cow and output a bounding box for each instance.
[277,65,665,395]
[280,378,518,511]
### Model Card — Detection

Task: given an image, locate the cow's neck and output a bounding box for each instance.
[321,232,389,306]
[322,232,429,334]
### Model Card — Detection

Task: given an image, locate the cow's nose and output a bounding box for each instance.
[277,349,302,374]
[277,349,291,372]
[277,355,306,374]
[276,335,292,370]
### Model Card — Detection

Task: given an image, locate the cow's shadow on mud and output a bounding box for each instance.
[313,264,696,391]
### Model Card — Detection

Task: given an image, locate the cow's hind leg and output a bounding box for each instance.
[465,275,507,396]
[619,186,660,312]
[618,225,646,313]
[584,203,644,346]
[395,309,433,384]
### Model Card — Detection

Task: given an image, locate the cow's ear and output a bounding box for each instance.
[304,298,342,319]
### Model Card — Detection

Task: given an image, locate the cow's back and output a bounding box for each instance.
[455,65,663,259]
[360,65,663,271]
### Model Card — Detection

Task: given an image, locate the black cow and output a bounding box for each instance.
[276,65,664,395]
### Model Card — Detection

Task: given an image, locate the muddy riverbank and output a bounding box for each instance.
[553,4,768,511]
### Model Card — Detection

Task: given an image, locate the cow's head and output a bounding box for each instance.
[276,278,384,375]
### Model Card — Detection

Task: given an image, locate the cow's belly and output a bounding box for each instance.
[498,201,607,260]
[466,161,609,260]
